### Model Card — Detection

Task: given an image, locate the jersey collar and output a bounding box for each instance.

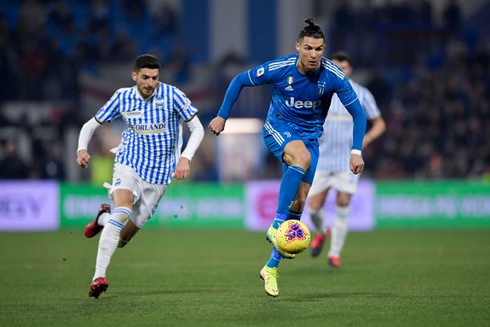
[134,84,159,101]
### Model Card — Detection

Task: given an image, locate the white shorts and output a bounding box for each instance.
[309,170,360,196]
[109,163,166,228]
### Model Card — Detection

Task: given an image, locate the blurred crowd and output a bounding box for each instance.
[368,41,490,179]
[0,0,179,101]
[0,0,489,181]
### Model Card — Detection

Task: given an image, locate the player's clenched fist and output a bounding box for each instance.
[174,157,190,180]
[208,116,226,135]
[349,153,364,175]
[77,149,91,168]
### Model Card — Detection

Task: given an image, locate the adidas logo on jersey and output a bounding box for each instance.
[285,97,322,109]
[285,85,294,91]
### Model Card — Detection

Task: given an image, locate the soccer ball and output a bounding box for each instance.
[276,220,311,254]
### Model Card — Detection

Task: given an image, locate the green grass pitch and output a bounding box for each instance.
[1,229,489,326]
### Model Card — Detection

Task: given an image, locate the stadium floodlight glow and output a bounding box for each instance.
[220,118,263,134]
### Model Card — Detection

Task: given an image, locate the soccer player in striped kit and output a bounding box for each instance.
[76,54,204,298]
[209,19,367,297]
[308,51,386,268]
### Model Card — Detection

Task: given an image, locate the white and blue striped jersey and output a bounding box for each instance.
[95,82,198,185]
[317,80,381,172]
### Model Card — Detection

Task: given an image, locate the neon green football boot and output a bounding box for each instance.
[266,225,296,259]
[260,266,279,297]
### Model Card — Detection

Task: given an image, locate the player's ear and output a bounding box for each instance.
[131,71,137,82]
[295,41,301,52]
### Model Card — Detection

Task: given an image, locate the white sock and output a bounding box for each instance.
[98,213,110,226]
[309,208,327,234]
[328,205,350,258]
[93,207,132,280]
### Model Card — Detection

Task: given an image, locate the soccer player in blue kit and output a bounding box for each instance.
[208,18,366,297]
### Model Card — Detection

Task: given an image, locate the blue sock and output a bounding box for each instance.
[276,165,305,216]
[272,213,286,229]
[288,209,303,221]
[266,247,282,268]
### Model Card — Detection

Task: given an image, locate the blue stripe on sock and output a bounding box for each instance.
[266,247,282,268]
[108,219,125,229]
[272,213,286,229]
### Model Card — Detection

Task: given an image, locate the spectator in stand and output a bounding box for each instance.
[0,140,29,179]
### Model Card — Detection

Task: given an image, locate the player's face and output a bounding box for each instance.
[332,59,352,77]
[295,37,325,75]
[132,68,159,98]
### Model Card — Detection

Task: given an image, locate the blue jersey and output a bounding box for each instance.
[246,54,359,139]
[95,82,198,185]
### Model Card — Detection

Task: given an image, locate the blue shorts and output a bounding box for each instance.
[263,119,319,185]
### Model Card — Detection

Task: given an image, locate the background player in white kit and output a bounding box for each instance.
[76,54,204,298]
[308,51,385,268]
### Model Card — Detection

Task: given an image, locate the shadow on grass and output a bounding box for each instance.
[115,288,219,297]
[279,291,397,302]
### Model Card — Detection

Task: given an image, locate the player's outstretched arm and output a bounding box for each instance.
[175,115,204,180]
[208,71,254,135]
[76,117,101,168]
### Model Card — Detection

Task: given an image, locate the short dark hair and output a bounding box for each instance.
[330,51,351,65]
[298,17,325,41]
[134,54,161,71]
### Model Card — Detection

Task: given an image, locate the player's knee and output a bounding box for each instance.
[308,194,323,210]
[293,151,311,170]
[112,207,132,224]
[336,194,351,207]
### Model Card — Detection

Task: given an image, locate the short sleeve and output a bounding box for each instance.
[95,90,122,123]
[173,87,198,121]
[247,64,273,86]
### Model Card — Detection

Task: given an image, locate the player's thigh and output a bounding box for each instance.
[332,171,359,197]
[308,188,330,210]
[113,189,134,208]
[283,140,311,168]
[129,181,166,228]
[263,120,302,163]
[110,163,141,208]
[309,170,334,196]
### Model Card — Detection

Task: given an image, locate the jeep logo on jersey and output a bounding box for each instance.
[285,97,322,109]
[132,122,167,135]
